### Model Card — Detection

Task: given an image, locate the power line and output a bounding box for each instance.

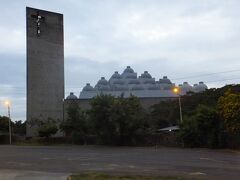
[0,76,240,92]
[171,69,240,80]
[0,78,239,95]
[205,77,240,83]
[1,69,240,91]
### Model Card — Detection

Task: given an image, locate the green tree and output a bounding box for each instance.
[38,118,58,138]
[89,94,115,144]
[150,100,179,130]
[0,116,10,132]
[218,89,240,134]
[111,95,149,145]
[179,105,223,148]
[13,120,26,135]
[60,103,87,143]
[89,94,148,145]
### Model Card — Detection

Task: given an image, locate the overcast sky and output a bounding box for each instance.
[0,0,240,120]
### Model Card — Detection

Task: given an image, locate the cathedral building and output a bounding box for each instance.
[65,66,208,110]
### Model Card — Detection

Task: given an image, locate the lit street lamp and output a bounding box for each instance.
[173,87,183,123]
[4,100,12,145]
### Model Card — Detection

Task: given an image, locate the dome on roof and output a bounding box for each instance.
[139,71,152,79]
[82,83,94,91]
[111,71,122,79]
[123,66,134,73]
[194,82,208,92]
[97,77,108,86]
[140,71,152,79]
[66,92,78,99]
[199,81,208,88]
[180,82,193,93]
[193,84,199,91]
[159,76,172,84]
[125,74,137,79]
[95,77,110,91]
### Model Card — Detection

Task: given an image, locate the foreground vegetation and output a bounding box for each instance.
[1,84,240,148]
[60,84,240,148]
[69,173,186,180]
[61,95,149,145]
[179,85,240,148]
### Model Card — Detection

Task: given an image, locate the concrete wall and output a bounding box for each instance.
[26,7,64,137]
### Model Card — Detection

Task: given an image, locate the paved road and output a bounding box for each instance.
[0,145,239,179]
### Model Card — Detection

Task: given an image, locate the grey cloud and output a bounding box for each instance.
[1,0,240,120]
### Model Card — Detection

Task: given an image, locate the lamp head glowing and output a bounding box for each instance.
[173,87,180,94]
[4,100,10,106]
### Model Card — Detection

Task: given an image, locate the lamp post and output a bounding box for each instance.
[173,87,183,123]
[4,101,11,145]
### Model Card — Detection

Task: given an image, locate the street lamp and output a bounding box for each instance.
[4,100,12,145]
[172,87,183,123]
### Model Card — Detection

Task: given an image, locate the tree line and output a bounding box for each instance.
[0,117,26,143]
[61,95,149,145]
[59,84,240,147]
[1,84,240,148]
[178,85,240,148]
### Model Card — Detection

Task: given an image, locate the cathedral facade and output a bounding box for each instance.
[65,66,208,110]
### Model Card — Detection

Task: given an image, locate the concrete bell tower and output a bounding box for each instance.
[26,7,64,137]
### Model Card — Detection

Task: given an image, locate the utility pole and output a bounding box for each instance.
[5,101,11,145]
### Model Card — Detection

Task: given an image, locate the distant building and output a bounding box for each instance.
[65,66,208,111]
[67,66,208,100]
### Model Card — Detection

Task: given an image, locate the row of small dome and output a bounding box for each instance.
[83,82,173,91]
[81,66,208,92]
[66,66,208,99]
[80,66,172,92]
[66,81,208,100]
[81,81,207,92]
[94,75,171,87]
[180,81,208,93]
[110,66,171,82]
